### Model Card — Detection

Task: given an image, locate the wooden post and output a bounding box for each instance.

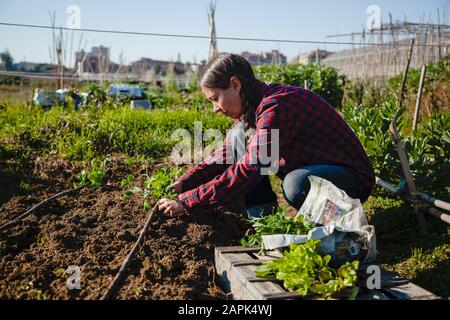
[437,8,442,59]
[396,39,415,118]
[413,65,427,131]
[390,38,428,233]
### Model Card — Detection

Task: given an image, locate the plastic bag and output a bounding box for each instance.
[261,176,376,264]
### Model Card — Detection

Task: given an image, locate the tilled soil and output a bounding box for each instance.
[0,155,249,299]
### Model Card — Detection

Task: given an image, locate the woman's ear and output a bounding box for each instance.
[229,76,241,92]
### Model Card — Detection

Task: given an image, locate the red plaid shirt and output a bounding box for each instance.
[177,81,375,213]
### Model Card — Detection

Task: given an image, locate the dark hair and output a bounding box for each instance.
[200,54,262,128]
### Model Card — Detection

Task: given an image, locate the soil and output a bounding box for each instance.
[0,155,250,299]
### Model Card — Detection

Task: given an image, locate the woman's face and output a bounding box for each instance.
[201,77,243,119]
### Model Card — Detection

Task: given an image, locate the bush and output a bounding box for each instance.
[342,102,449,196]
[254,63,345,109]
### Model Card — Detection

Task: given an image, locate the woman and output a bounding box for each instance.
[158,54,375,217]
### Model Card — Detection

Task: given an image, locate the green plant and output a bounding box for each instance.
[144,167,185,200]
[241,206,315,249]
[124,186,142,199]
[345,54,450,112]
[255,240,359,299]
[124,167,185,211]
[20,180,32,191]
[342,102,449,195]
[0,95,231,164]
[120,174,135,188]
[254,63,345,108]
[15,281,47,300]
[75,157,108,188]
[52,268,66,278]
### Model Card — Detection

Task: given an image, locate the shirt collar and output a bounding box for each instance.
[254,79,268,103]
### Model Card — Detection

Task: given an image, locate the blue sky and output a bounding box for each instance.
[0,0,448,66]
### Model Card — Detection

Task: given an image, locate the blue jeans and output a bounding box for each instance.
[245,164,369,217]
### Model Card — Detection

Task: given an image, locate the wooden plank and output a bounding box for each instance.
[215,246,262,254]
[215,248,288,300]
[215,246,442,300]
[356,264,441,300]
[380,271,410,287]
[253,250,284,261]
[382,285,440,300]
[262,291,302,300]
[241,265,287,300]
[231,260,264,267]
[380,271,441,300]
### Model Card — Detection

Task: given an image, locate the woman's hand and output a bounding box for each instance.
[157,198,187,217]
[168,181,183,194]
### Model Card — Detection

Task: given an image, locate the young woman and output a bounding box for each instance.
[157,54,375,217]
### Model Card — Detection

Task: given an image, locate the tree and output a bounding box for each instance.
[0,50,14,71]
[188,66,200,92]
[165,63,178,93]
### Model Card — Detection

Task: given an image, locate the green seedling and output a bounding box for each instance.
[241,206,315,250]
[75,158,108,188]
[124,167,185,211]
[144,167,185,200]
[255,240,359,299]
[120,174,135,188]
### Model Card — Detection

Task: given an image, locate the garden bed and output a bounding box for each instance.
[0,156,249,299]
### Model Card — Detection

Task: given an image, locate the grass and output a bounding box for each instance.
[0,101,232,163]
[363,186,450,298]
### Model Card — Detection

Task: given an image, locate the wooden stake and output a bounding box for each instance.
[396,39,415,119]
[390,38,428,233]
[413,65,427,131]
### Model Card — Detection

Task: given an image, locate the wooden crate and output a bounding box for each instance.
[214,246,442,300]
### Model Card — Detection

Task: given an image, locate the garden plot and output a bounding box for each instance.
[0,156,249,299]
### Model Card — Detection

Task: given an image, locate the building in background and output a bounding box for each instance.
[130,58,187,76]
[75,45,111,74]
[240,50,287,65]
[293,49,334,65]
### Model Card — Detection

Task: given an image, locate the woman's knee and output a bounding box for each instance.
[282,165,366,209]
[281,169,312,209]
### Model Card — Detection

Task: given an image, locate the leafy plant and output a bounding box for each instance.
[120,174,135,188]
[342,101,450,195]
[124,167,185,211]
[241,206,315,249]
[75,157,108,188]
[124,186,142,199]
[255,240,360,299]
[345,54,450,113]
[144,167,185,199]
[254,63,345,109]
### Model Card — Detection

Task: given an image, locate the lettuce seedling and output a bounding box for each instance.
[241,206,315,249]
[255,240,359,299]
